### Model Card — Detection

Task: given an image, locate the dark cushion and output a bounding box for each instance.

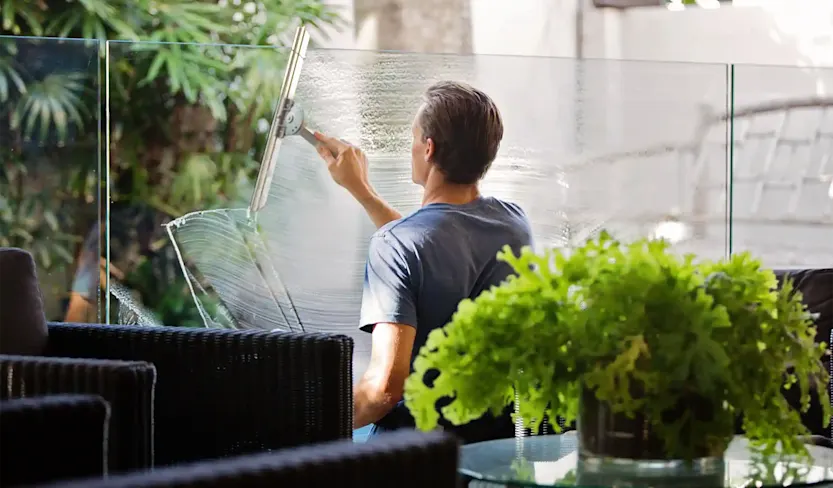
[774,268,833,436]
[0,248,48,355]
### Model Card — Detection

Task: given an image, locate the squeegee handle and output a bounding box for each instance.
[298,125,339,157]
[298,125,318,147]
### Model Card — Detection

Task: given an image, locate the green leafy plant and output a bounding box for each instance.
[1,0,341,324]
[405,232,830,460]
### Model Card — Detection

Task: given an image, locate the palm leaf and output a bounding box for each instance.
[227,46,287,117]
[11,72,89,144]
[0,50,26,102]
[135,42,231,120]
[1,0,46,35]
[45,0,139,54]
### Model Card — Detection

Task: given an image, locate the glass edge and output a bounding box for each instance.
[726,63,735,259]
[100,39,734,67]
[104,40,112,324]
[96,39,103,324]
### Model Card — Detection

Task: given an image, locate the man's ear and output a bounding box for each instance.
[424,137,435,162]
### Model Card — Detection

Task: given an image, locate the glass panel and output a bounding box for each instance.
[1,36,102,323]
[104,40,289,326]
[108,45,730,380]
[730,64,833,268]
[251,51,731,377]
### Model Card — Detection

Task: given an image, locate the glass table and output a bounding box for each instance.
[460,432,833,487]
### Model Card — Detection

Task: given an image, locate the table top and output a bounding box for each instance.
[459,432,833,487]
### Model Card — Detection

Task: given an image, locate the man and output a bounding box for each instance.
[314,81,532,443]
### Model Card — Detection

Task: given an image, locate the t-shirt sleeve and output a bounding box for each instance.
[359,232,418,333]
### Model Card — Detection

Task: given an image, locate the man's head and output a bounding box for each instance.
[411,81,504,186]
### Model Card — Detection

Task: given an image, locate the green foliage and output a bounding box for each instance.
[120,254,219,328]
[0,155,81,268]
[0,0,341,324]
[404,232,830,460]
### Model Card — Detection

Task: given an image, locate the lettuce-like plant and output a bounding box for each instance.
[404,232,829,459]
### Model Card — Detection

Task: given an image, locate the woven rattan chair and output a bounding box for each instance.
[0,356,155,473]
[0,394,110,486]
[44,323,354,466]
[41,430,459,488]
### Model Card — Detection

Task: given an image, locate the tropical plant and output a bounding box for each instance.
[0,0,342,323]
[404,232,830,460]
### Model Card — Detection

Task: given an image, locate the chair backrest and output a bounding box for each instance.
[42,430,460,488]
[47,323,354,465]
[0,394,110,486]
[0,354,156,472]
[0,247,48,355]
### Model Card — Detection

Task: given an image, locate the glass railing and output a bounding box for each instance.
[729,63,833,268]
[3,36,832,367]
[100,43,735,386]
[0,36,103,323]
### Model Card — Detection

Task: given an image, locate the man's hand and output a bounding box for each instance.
[314,131,402,228]
[314,131,371,200]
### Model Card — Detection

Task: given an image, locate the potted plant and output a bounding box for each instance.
[404,232,829,482]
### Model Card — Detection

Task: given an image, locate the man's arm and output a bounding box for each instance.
[313,131,402,229]
[353,322,416,429]
[355,234,419,428]
[354,189,402,229]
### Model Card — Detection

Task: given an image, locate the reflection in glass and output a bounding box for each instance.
[105,40,291,327]
[0,36,101,322]
[730,65,833,267]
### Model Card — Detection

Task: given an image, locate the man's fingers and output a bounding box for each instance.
[314,131,346,152]
[316,143,337,165]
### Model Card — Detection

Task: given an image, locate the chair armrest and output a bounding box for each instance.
[47,323,354,465]
[0,354,155,472]
[45,430,460,488]
[0,395,110,486]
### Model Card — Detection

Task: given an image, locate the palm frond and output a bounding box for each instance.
[44,0,139,54]
[0,49,26,102]
[11,72,89,144]
[1,0,46,36]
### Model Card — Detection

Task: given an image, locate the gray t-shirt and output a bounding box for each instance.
[359,196,533,441]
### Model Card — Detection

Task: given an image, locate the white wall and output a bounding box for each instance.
[616,0,833,67]
[321,0,833,66]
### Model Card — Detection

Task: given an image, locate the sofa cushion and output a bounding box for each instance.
[0,248,48,355]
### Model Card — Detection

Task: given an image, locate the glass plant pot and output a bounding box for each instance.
[576,386,727,488]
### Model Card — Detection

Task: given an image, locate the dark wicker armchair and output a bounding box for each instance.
[44,323,354,466]
[0,355,155,472]
[42,430,460,488]
[0,394,110,486]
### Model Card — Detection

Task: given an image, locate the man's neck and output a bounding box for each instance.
[421,178,480,207]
